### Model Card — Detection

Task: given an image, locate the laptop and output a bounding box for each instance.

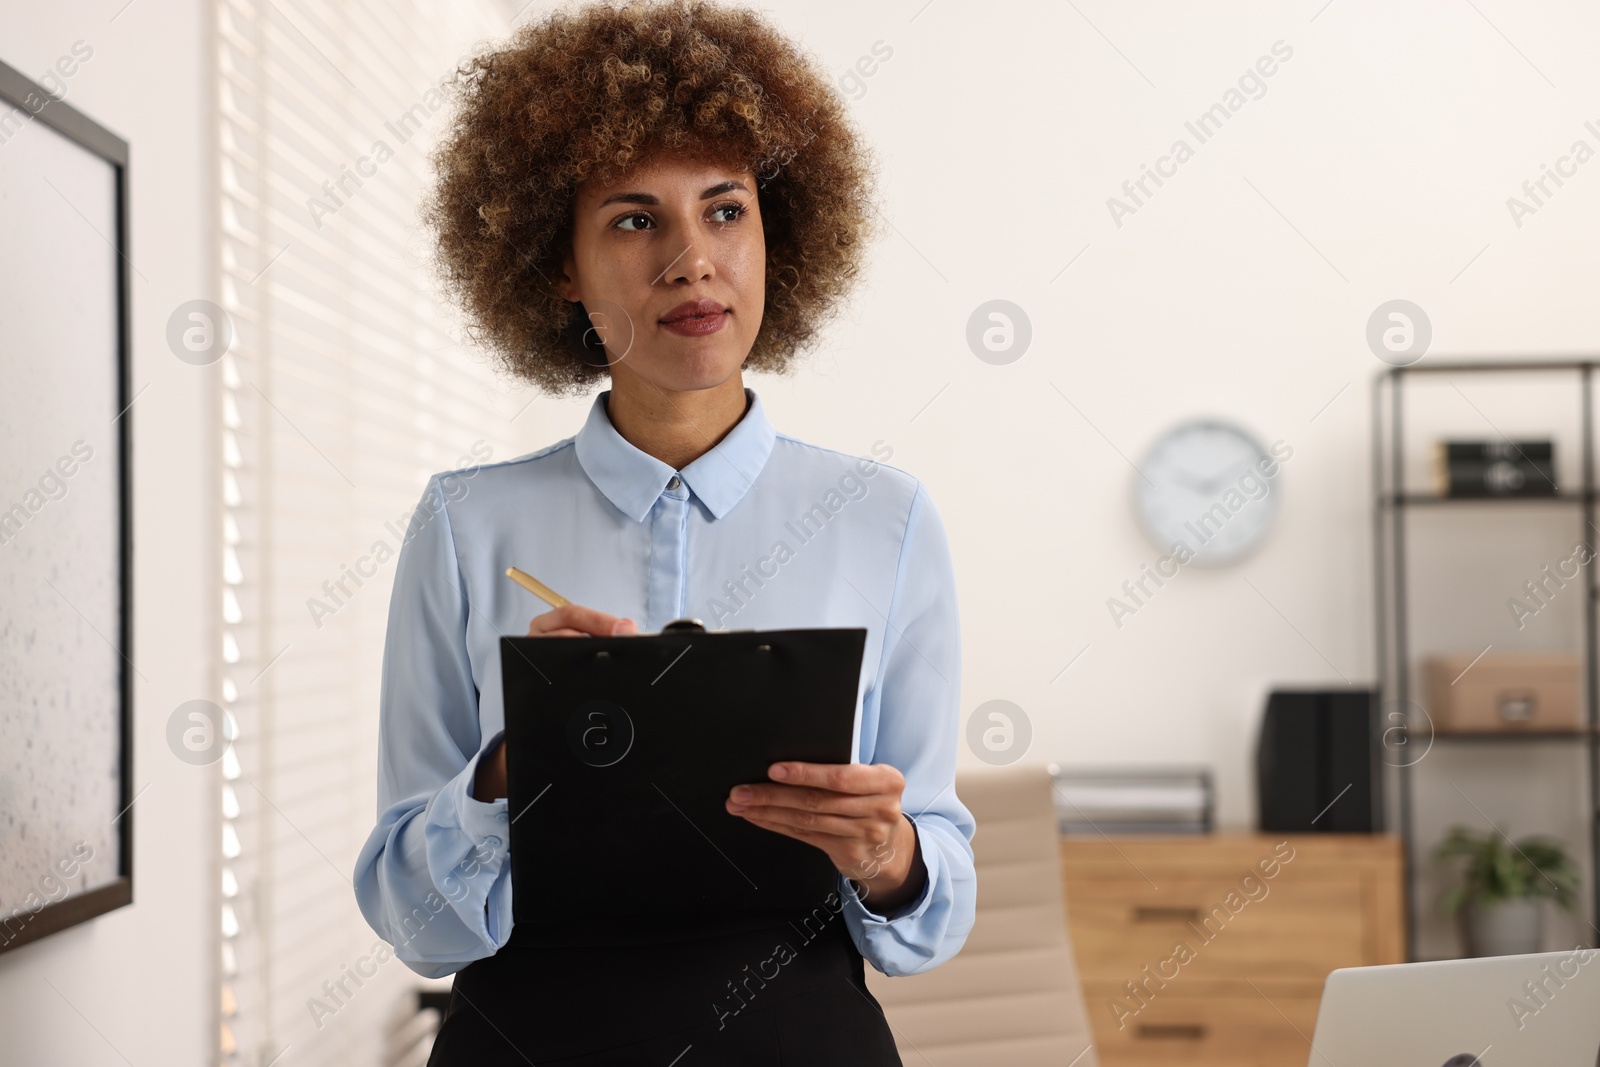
[1309,949,1600,1066]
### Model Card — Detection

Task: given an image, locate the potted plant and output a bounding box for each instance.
[1434,826,1580,957]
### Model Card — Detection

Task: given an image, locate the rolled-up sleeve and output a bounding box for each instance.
[843,480,977,977]
[352,475,515,978]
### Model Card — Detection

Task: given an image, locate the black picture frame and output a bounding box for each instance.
[0,55,134,954]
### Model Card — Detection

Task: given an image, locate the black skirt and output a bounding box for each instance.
[425,908,904,1066]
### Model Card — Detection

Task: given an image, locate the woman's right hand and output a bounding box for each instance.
[472,604,638,801]
[527,603,639,639]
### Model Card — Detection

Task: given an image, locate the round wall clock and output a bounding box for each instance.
[1133,418,1284,566]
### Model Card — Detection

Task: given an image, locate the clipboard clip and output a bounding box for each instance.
[650,618,763,646]
[658,617,766,649]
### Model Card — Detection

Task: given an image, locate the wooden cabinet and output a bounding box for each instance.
[1060,834,1405,1067]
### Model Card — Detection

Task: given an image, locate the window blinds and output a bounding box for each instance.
[213,0,518,1061]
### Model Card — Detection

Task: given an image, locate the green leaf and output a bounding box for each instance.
[1431,825,1583,912]
[1439,885,1467,917]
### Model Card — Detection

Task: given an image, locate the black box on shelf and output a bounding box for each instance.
[1431,439,1557,497]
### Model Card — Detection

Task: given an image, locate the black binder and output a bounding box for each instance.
[1256,688,1380,833]
[500,623,866,926]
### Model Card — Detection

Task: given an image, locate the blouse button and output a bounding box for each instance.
[666,475,681,490]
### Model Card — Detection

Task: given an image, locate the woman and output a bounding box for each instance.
[352,2,976,1063]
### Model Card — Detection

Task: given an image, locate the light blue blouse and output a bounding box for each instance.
[352,387,976,980]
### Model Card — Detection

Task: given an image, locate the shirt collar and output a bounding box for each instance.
[573,387,776,523]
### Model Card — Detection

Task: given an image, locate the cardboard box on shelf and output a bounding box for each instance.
[1422,651,1583,733]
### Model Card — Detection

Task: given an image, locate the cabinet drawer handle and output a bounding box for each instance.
[1131,905,1202,923]
[1134,1023,1207,1041]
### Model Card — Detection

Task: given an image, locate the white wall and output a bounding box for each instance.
[5,1,1600,1060]
[764,0,1600,953]
[731,0,1600,806]
[739,0,1600,957]
[0,1,216,1064]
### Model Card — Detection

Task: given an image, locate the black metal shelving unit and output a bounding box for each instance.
[1374,359,1600,961]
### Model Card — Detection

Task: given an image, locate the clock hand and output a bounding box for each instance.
[1167,470,1213,493]
[1198,460,1254,495]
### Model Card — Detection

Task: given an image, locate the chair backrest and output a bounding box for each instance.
[865,763,1099,1066]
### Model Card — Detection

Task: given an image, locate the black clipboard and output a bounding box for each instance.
[501,622,866,927]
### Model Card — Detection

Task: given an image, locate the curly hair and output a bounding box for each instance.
[424,0,885,396]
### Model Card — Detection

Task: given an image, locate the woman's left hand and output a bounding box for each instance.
[727,762,928,915]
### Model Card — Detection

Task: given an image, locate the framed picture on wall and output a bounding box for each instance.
[0,54,134,953]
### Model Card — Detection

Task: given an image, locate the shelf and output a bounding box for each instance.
[1381,359,1600,376]
[1374,357,1600,962]
[1433,730,1596,742]
[1383,492,1586,506]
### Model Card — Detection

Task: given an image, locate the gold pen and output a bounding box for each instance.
[503,566,570,609]
[504,568,707,634]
